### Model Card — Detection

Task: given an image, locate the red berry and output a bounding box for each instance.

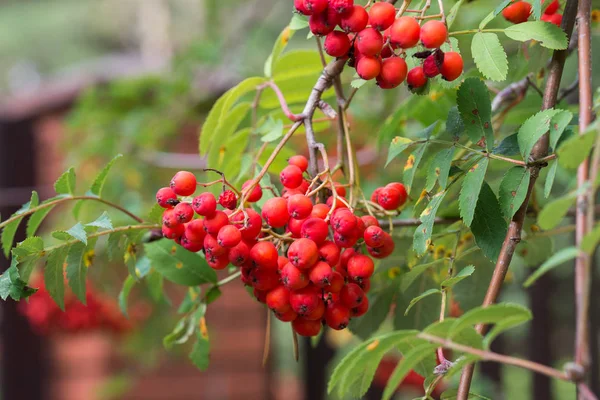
[351,295,369,316]
[368,2,395,31]
[173,202,194,224]
[231,208,263,241]
[324,270,345,293]
[185,219,206,243]
[253,287,268,303]
[389,16,420,48]
[423,54,442,78]
[361,215,380,229]
[376,56,408,89]
[370,187,382,203]
[309,8,340,35]
[541,12,562,26]
[288,238,319,269]
[275,308,298,322]
[288,194,314,220]
[304,0,328,14]
[364,225,385,248]
[162,209,178,228]
[385,182,407,206]
[407,66,428,89]
[544,0,560,15]
[347,254,375,281]
[311,203,331,219]
[181,234,203,252]
[217,225,242,248]
[288,217,306,238]
[440,51,463,81]
[338,248,357,272]
[266,286,291,313]
[292,316,322,337]
[356,27,383,56]
[333,182,346,197]
[162,223,184,240]
[325,302,351,330]
[331,209,357,235]
[367,232,395,258]
[502,1,531,24]
[192,192,217,217]
[420,20,448,48]
[340,5,368,32]
[281,262,310,290]
[170,171,196,196]
[324,31,351,57]
[278,256,289,271]
[250,267,280,291]
[309,261,333,287]
[333,231,359,248]
[207,252,229,270]
[290,287,321,316]
[357,56,382,80]
[280,165,304,189]
[250,241,279,271]
[304,299,326,320]
[319,241,341,266]
[262,197,290,228]
[295,0,311,15]
[340,283,365,307]
[329,0,353,14]
[288,155,309,172]
[377,186,402,210]
[242,181,263,203]
[203,210,229,236]
[204,234,226,257]
[301,217,329,245]
[218,190,237,210]
[228,240,250,266]
[156,187,177,208]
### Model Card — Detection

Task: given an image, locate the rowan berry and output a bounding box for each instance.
[217,225,242,248]
[329,0,353,14]
[357,56,382,80]
[275,308,298,322]
[389,16,421,48]
[544,0,560,15]
[309,8,340,35]
[162,223,184,240]
[192,192,217,217]
[173,202,194,224]
[304,299,325,320]
[203,210,229,236]
[361,215,380,229]
[266,286,291,313]
[420,20,448,48]
[423,54,441,78]
[440,51,463,81]
[250,267,280,291]
[228,240,251,266]
[331,209,357,235]
[339,5,368,32]
[364,225,385,248]
[281,262,310,290]
[241,181,263,203]
[304,0,328,14]
[319,241,341,266]
[324,31,351,57]
[184,219,206,243]
[301,217,329,245]
[368,2,395,31]
[204,234,226,257]
[294,0,311,15]
[262,197,290,228]
[347,254,375,281]
[170,171,197,196]
[356,28,383,56]
[367,232,395,258]
[287,194,314,220]
[311,203,331,219]
[376,57,408,89]
[250,241,279,271]
[253,288,268,303]
[288,238,320,270]
[325,302,351,329]
[206,252,229,270]
[541,12,562,26]
[287,217,306,238]
[407,66,428,89]
[292,316,322,336]
[309,261,333,287]
[162,209,178,228]
[350,295,369,316]
[156,187,178,208]
[280,165,304,189]
[290,286,321,316]
[288,155,309,172]
[340,282,365,307]
[385,182,407,206]
[333,231,359,248]
[324,270,345,293]
[502,1,531,24]
[377,186,403,210]
[181,234,203,252]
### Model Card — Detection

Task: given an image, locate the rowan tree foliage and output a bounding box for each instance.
[1,0,598,399]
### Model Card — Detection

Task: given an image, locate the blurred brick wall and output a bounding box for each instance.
[33,113,275,400]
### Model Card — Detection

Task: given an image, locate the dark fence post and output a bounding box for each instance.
[0,118,47,400]
[528,273,554,400]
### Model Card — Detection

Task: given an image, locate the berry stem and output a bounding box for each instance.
[0,195,145,230]
[202,168,241,196]
[257,81,304,122]
[449,28,505,36]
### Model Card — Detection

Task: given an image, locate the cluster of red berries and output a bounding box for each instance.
[294,0,464,89]
[20,279,135,334]
[503,0,562,26]
[156,155,407,336]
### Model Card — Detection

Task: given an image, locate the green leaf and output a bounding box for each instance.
[538,184,589,229]
[386,137,415,167]
[498,167,531,219]
[494,0,513,16]
[484,312,533,348]
[544,160,559,198]
[517,109,560,160]
[348,284,396,339]
[54,167,76,195]
[351,78,368,89]
[118,275,136,317]
[492,133,520,156]
[147,271,167,304]
[403,142,429,194]
[1,191,39,256]
[382,343,438,400]
[207,102,252,169]
[12,236,44,258]
[424,319,484,349]
[258,116,284,143]
[86,212,113,230]
[459,158,489,227]
[26,201,58,237]
[426,148,455,191]
[145,240,217,285]
[457,78,494,150]
[66,222,87,244]
[523,247,580,287]
[146,204,164,225]
[0,265,37,301]
[414,191,448,255]
[446,0,466,29]
[441,389,492,400]
[557,127,597,169]
[289,14,308,30]
[446,106,464,140]
[471,183,508,262]
[549,110,573,150]
[66,242,88,303]
[471,33,508,81]
[530,0,542,19]
[328,330,419,398]
[405,289,441,315]
[88,154,122,197]
[581,224,600,255]
[441,265,475,289]
[451,303,532,338]
[504,21,568,50]
[265,23,296,78]
[190,333,211,371]
[44,247,69,310]
[401,261,442,292]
